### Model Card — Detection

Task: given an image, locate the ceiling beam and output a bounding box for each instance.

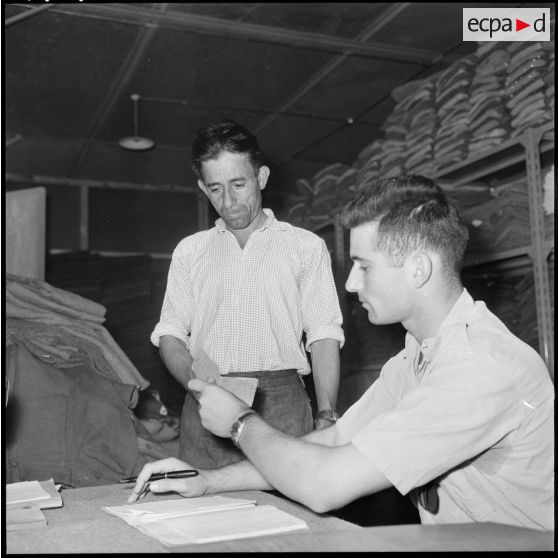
[6,172,195,194]
[5,4,52,27]
[25,2,444,65]
[254,3,413,134]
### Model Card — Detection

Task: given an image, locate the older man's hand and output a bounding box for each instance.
[188,378,251,437]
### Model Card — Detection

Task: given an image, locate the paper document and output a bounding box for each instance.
[6,479,63,531]
[192,349,258,406]
[104,495,256,526]
[7,480,52,506]
[104,496,308,546]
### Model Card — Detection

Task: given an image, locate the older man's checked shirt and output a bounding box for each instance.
[151,209,344,375]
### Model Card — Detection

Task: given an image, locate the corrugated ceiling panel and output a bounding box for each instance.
[5,11,139,138]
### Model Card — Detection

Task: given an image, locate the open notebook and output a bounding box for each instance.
[104,495,308,545]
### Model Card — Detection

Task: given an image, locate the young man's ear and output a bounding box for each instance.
[257,166,270,191]
[406,252,432,289]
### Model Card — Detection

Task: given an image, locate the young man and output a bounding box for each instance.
[134,175,553,532]
[151,119,344,469]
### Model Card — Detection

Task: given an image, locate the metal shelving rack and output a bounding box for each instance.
[310,123,554,380]
[434,122,554,380]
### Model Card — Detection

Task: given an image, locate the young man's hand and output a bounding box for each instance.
[127,458,208,504]
[188,378,251,437]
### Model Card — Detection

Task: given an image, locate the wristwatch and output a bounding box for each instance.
[230,410,258,448]
[314,409,339,428]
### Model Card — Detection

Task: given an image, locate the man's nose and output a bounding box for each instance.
[345,265,359,293]
[223,187,236,208]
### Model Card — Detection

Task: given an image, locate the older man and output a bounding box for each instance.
[150,119,344,469]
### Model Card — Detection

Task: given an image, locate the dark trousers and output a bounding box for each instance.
[179,369,313,469]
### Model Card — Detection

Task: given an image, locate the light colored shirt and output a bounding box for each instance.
[151,209,344,375]
[336,289,554,531]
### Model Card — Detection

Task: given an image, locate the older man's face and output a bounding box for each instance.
[199,151,266,231]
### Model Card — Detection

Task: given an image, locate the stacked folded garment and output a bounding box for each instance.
[505,41,553,137]
[354,139,384,189]
[284,163,350,228]
[6,273,149,389]
[546,46,554,120]
[378,100,409,176]
[402,82,437,177]
[432,56,475,172]
[468,42,512,156]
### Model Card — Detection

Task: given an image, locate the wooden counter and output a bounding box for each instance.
[5,483,359,553]
[6,483,553,553]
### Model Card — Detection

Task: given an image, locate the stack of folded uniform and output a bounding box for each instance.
[432,56,475,172]
[546,44,554,122]
[354,139,384,190]
[310,162,350,221]
[284,175,314,227]
[335,166,359,206]
[379,101,409,176]
[468,42,512,156]
[402,82,438,177]
[505,41,552,137]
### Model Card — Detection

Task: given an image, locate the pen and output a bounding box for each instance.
[119,469,199,483]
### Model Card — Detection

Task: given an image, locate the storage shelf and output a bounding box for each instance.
[434,122,554,186]
[463,240,554,269]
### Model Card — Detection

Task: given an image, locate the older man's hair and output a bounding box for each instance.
[340,175,469,277]
[191,119,266,177]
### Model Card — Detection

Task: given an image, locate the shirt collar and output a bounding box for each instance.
[404,288,473,362]
[215,208,286,232]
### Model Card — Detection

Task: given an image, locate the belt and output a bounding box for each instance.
[224,369,298,379]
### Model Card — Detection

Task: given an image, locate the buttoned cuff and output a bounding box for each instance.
[305,324,345,351]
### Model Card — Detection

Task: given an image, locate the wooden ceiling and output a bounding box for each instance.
[5,3,527,201]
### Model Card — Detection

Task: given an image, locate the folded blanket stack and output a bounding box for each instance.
[284,163,350,228]
[505,41,553,137]
[401,82,437,177]
[468,42,512,156]
[432,56,475,173]
[354,139,385,189]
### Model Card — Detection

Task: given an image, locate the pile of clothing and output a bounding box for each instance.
[505,41,553,137]
[432,56,475,172]
[284,162,350,228]
[5,273,155,487]
[468,42,512,155]
[401,82,437,177]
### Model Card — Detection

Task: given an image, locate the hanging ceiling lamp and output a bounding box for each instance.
[119,93,155,151]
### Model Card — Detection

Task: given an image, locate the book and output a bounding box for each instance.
[6,505,47,531]
[6,479,63,509]
[6,479,63,531]
[104,496,308,546]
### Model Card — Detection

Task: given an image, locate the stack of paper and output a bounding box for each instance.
[6,479,63,531]
[104,496,308,545]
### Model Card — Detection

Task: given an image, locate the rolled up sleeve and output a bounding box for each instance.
[150,242,193,349]
[300,236,344,350]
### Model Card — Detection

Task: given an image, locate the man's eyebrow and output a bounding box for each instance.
[206,176,246,187]
[350,255,367,262]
